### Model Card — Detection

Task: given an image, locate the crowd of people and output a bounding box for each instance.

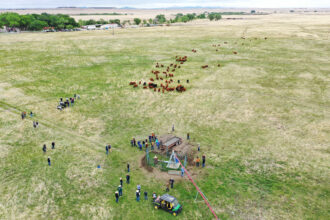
[130,133,161,152]
[57,94,80,110]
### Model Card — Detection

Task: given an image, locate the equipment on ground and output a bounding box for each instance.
[167,150,180,169]
[153,194,182,216]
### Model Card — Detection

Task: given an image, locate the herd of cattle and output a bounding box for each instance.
[129,38,266,93]
[129,55,189,93]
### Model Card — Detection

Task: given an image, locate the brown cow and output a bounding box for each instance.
[202,65,208,69]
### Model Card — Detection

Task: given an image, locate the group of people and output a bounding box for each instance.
[33,121,39,128]
[165,178,175,192]
[21,111,39,128]
[57,94,80,111]
[113,163,162,204]
[21,111,34,120]
[195,155,206,167]
[114,163,131,203]
[42,142,56,166]
[130,133,161,152]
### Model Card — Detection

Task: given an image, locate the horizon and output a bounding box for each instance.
[2,6,330,10]
[1,0,330,10]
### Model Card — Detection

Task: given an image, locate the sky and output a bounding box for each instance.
[1,0,329,9]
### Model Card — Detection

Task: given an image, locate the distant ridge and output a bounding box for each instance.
[57,6,117,9]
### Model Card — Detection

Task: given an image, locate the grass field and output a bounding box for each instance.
[0,14,329,219]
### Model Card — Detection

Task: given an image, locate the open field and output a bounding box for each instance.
[0,14,329,219]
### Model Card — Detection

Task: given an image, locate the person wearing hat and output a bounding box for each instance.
[115,191,119,203]
[154,155,158,165]
[136,190,140,202]
[120,177,123,186]
[152,192,157,201]
[118,185,123,196]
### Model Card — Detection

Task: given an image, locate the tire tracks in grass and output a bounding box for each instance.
[0,100,107,154]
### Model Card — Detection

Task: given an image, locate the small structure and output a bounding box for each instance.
[162,136,182,151]
[101,24,119,29]
[86,25,96,30]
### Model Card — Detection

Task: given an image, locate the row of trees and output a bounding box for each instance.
[74,12,223,27]
[0,11,224,31]
[0,12,78,31]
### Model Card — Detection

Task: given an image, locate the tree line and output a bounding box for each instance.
[0,11,228,31]
[0,12,78,31]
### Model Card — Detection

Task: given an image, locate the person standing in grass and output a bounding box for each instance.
[172,124,175,132]
[105,145,109,155]
[127,163,130,172]
[198,144,200,152]
[152,192,157,201]
[187,133,190,140]
[137,184,141,192]
[133,138,136,147]
[115,191,119,203]
[181,167,185,177]
[126,174,130,184]
[138,141,142,151]
[52,142,55,149]
[144,191,148,200]
[43,144,47,153]
[47,157,51,166]
[156,139,160,150]
[136,190,140,202]
[169,178,174,189]
[202,155,206,168]
[118,185,123,196]
[120,177,123,186]
[196,157,200,167]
